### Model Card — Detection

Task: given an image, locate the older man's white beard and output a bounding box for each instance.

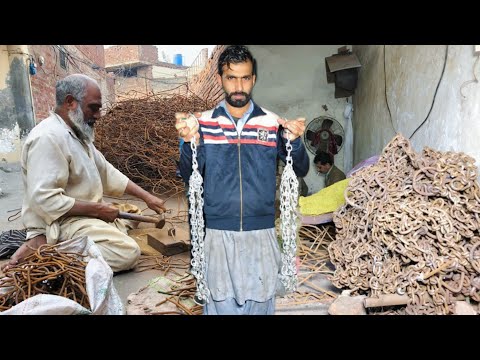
[68,107,94,143]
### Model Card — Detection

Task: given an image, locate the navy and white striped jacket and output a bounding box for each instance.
[179,101,309,232]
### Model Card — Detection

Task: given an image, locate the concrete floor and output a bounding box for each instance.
[0,161,338,314]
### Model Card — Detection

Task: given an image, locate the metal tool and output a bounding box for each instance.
[117,211,166,229]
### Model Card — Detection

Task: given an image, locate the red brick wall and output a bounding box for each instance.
[75,45,105,67]
[188,45,227,104]
[105,45,158,66]
[105,45,140,66]
[140,45,158,64]
[28,45,109,122]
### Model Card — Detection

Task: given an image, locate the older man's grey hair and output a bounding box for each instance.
[55,74,98,107]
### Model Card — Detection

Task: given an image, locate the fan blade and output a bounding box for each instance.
[306,129,316,141]
[321,118,333,130]
[334,134,343,147]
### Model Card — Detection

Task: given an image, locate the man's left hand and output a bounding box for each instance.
[277,117,306,141]
[145,194,167,214]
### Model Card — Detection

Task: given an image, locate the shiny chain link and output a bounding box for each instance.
[279,137,299,293]
[187,118,210,305]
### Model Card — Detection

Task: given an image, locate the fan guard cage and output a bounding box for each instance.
[303,116,345,156]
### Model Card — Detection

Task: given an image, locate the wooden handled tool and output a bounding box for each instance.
[117,211,166,229]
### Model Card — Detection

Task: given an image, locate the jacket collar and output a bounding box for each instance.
[212,100,266,120]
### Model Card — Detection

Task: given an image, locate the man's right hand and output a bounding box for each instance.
[95,202,119,223]
[65,200,120,223]
[175,112,201,144]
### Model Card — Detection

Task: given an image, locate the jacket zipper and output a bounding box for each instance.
[238,133,243,231]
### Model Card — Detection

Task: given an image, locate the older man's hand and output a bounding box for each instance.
[145,193,166,214]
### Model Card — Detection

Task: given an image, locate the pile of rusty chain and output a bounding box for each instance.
[0,244,89,311]
[94,92,215,196]
[329,134,480,314]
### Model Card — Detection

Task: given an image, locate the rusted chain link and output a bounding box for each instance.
[329,134,480,315]
[0,244,89,311]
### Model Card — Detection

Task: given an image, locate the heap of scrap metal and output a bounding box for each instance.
[94,93,216,196]
[0,244,89,310]
[329,134,480,314]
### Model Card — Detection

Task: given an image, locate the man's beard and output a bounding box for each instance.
[225,91,251,108]
[68,106,94,143]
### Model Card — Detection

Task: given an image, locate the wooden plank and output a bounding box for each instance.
[147,227,191,257]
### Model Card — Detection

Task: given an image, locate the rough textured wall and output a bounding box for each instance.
[353,45,480,173]
[113,66,152,101]
[0,46,16,138]
[0,45,35,162]
[151,77,188,95]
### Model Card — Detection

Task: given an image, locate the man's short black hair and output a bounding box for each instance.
[218,45,257,77]
[314,151,333,165]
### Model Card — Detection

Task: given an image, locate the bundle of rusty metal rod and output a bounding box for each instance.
[134,254,190,275]
[94,92,216,196]
[277,224,338,308]
[0,244,89,311]
[329,134,480,315]
[149,275,203,315]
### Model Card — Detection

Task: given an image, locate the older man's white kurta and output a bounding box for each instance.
[21,112,140,271]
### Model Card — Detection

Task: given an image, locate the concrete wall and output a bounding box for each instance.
[0,45,110,162]
[152,65,186,78]
[151,77,188,95]
[248,45,348,194]
[113,66,153,100]
[0,45,35,162]
[353,45,480,173]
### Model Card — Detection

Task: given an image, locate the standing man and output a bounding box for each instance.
[2,74,166,273]
[175,45,309,315]
[314,151,346,187]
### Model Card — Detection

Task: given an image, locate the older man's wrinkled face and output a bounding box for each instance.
[68,83,102,143]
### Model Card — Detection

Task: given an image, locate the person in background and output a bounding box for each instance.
[314,151,346,187]
[175,45,309,315]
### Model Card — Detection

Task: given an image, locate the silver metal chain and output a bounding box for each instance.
[187,119,210,305]
[279,135,299,293]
